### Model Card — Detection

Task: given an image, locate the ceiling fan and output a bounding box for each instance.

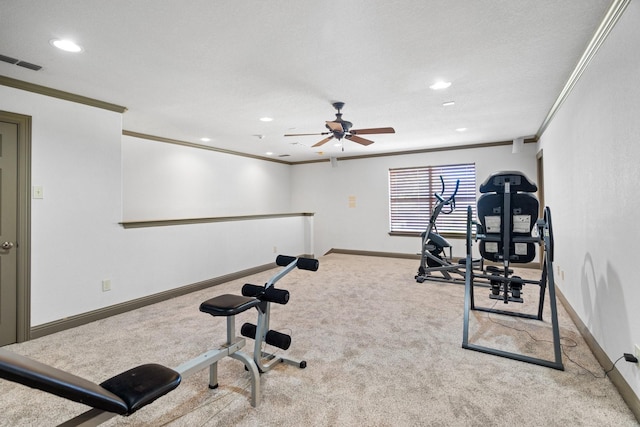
[284,102,395,148]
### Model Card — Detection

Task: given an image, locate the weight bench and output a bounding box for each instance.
[0,254,318,426]
[0,295,265,426]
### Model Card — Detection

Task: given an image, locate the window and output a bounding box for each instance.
[389,163,476,234]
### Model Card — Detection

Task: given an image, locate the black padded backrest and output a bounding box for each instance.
[0,348,129,414]
[477,190,539,264]
[479,171,537,194]
[0,349,181,416]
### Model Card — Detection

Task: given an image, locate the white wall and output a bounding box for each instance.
[1,85,307,326]
[122,135,292,220]
[1,85,127,325]
[538,0,640,398]
[291,143,538,258]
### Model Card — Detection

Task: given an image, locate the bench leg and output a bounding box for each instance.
[208,361,218,389]
[230,352,261,407]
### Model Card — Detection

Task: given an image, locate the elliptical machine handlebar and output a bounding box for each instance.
[434,176,460,213]
[435,176,446,202]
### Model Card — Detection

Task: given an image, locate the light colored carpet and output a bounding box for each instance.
[0,254,637,426]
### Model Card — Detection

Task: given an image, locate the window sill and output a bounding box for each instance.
[388,231,467,239]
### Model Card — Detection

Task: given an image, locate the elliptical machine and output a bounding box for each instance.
[415,176,469,283]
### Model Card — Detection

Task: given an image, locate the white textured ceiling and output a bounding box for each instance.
[0,0,612,162]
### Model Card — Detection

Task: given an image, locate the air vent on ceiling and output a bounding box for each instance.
[0,54,19,64]
[0,54,42,71]
[17,61,42,71]
[278,154,291,157]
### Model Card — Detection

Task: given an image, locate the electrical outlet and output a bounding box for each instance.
[102,280,111,292]
[273,246,277,253]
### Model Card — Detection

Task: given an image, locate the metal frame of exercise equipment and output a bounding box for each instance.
[0,255,318,427]
[415,176,483,284]
[243,256,313,373]
[461,173,564,371]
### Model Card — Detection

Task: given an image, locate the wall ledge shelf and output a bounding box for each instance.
[120,212,314,229]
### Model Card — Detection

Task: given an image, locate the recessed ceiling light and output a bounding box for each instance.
[200,137,211,142]
[456,127,467,132]
[259,117,273,122]
[442,101,455,107]
[50,39,83,53]
[265,151,274,155]
[430,81,451,90]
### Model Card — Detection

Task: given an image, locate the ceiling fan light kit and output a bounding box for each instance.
[284,101,395,150]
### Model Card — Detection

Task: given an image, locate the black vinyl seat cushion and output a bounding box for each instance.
[200,294,260,317]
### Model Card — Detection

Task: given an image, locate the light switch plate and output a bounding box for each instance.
[33,186,44,199]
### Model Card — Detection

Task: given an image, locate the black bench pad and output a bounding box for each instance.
[200,294,260,317]
[0,348,180,415]
[100,364,181,414]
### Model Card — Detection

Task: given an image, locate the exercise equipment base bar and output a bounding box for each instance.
[470,306,538,321]
[58,409,115,427]
[415,270,489,287]
[461,342,565,371]
[415,257,486,283]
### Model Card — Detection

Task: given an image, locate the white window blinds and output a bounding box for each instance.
[389,163,476,234]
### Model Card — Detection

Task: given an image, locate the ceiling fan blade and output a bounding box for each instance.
[284,132,330,137]
[325,121,343,132]
[312,136,334,147]
[346,134,375,146]
[350,127,395,135]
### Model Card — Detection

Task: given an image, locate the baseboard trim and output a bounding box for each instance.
[325,248,420,260]
[29,262,277,339]
[555,287,640,423]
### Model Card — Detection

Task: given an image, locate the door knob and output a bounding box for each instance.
[1,241,14,250]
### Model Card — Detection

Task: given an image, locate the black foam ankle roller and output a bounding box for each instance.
[242,284,289,304]
[276,255,296,267]
[266,329,291,350]
[242,284,263,297]
[264,287,289,304]
[241,323,257,339]
[296,257,319,271]
[240,323,291,350]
